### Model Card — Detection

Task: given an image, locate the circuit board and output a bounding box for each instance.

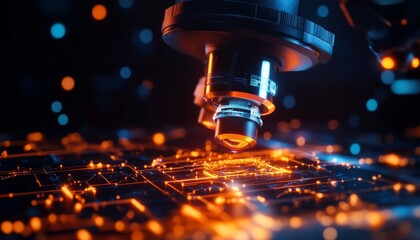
[0,130,419,240]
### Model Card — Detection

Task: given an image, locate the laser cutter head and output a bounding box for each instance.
[162,0,335,151]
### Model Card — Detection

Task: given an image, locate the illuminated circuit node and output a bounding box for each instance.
[203,157,291,177]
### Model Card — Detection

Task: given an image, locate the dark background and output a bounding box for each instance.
[2,0,419,137]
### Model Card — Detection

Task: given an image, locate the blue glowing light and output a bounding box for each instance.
[139,29,153,44]
[348,115,360,128]
[366,98,378,112]
[117,129,131,138]
[120,66,132,79]
[283,95,296,109]
[51,101,62,113]
[58,114,69,126]
[317,5,329,17]
[119,0,133,9]
[350,143,361,155]
[50,23,66,39]
[391,79,420,95]
[381,70,394,85]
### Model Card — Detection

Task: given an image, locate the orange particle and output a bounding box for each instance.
[289,216,303,229]
[152,133,165,146]
[27,132,44,142]
[92,4,107,21]
[61,76,75,91]
[380,57,395,70]
[29,217,42,231]
[401,19,407,25]
[412,57,419,68]
[1,221,13,234]
[76,229,92,240]
[115,221,125,232]
[13,221,24,234]
[263,132,272,140]
[296,136,305,146]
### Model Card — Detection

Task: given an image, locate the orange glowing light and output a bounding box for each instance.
[29,217,42,231]
[190,151,199,157]
[289,216,303,229]
[76,229,92,240]
[93,216,104,227]
[366,211,384,229]
[147,220,163,235]
[1,221,13,235]
[92,4,107,21]
[393,183,402,192]
[131,199,146,212]
[61,76,75,91]
[61,186,74,199]
[152,132,165,146]
[181,205,204,221]
[253,213,275,229]
[412,57,420,68]
[378,154,408,167]
[380,57,395,69]
[115,221,125,232]
[335,212,348,225]
[13,221,24,234]
[27,132,44,142]
[263,132,272,140]
[296,136,305,146]
[24,143,34,152]
[405,184,416,193]
[401,19,407,25]
[45,199,52,206]
[100,140,113,149]
[326,145,334,153]
[74,203,83,213]
[323,227,338,240]
[48,214,57,224]
[326,206,336,215]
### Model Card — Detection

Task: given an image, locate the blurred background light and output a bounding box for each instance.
[380,57,395,70]
[51,101,63,113]
[411,57,419,68]
[61,76,75,91]
[50,23,66,39]
[381,70,394,85]
[139,29,153,44]
[58,114,69,126]
[119,66,132,80]
[283,95,296,109]
[391,80,420,95]
[317,5,329,17]
[350,143,361,155]
[92,4,107,21]
[366,98,378,112]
